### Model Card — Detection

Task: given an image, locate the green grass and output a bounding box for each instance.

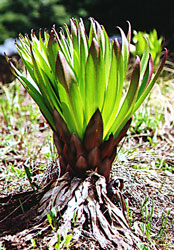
[118,74,174,174]
[47,207,74,249]
[126,196,173,250]
[0,80,56,193]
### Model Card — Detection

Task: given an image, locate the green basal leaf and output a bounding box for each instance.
[56,85,76,134]
[16,37,31,63]
[55,30,71,66]
[72,49,80,84]
[32,44,54,83]
[103,40,124,139]
[126,21,131,44]
[111,56,140,139]
[79,18,88,101]
[30,44,55,110]
[85,38,105,126]
[7,18,167,147]
[61,102,78,135]
[59,29,72,63]
[140,37,150,79]
[57,82,83,138]
[69,83,84,138]
[95,46,106,111]
[133,49,168,113]
[137,54,153,100]
[102,42,118,136]
[118,26,129,80]
[44,29,50,45]
[101,25,111,83]
[85,39,97,124]
[64,24,73,56]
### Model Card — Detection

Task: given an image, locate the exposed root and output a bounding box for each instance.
[0,172,141,249]
[37,172,141,249]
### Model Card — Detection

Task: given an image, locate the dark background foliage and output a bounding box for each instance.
[0,0,173,49]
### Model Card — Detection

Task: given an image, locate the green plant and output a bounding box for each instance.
[5,162,26,180]
[131,102,163,136]
[30,238,36,249]
[137,243,148,250]
[125,198,133,226]
[140,196,154,243]
[138,197,173,249]
[55,230,73,250]
[155,210,173,242]
[0,82,21,128]
[7,18,167,181]
[0,80,40,130]
[131,29,163,68]
[24,163,39,191]
[47,207,73,250]
[47,207,59,230]
[0,0,71,44]
[0,245,6,250]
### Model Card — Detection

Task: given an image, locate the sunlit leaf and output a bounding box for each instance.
[133,49,167,113]
[7,18,167,164]
[111,56,140,138]
[56,50,76,92]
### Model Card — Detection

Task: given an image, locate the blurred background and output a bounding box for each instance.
[0,0,173,52]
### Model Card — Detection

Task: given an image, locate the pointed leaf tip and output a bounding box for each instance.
[56,51,76,92]
[113,38,121,55]
[70,133,86,159]
[83,109,103,151]
[126,20,131,43]
[135,55,141,66]
[146,53,153,87]
[160,48,168,68]
[149,48,168,84]
[133,56,141,77]
[75,155,88,171]
[89,38,100,58]
[70,18,78,35]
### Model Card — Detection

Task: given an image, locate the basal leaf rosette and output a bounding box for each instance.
[6,18,167,180]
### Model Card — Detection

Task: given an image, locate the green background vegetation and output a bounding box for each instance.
[0,0,71,44]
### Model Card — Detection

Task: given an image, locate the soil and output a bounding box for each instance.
[0,133,173,249]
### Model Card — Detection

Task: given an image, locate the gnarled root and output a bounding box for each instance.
[37,172,141,249]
